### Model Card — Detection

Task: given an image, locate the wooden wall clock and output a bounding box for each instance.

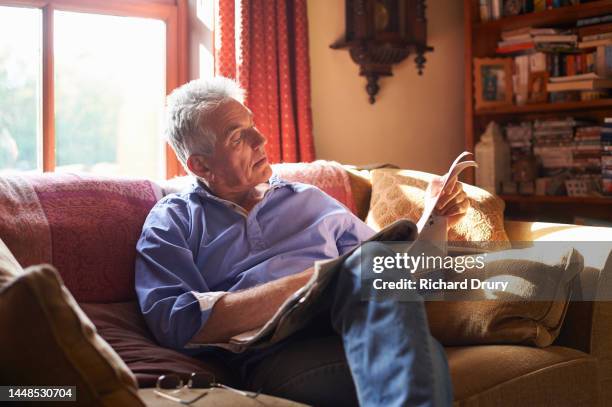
[330,0,433,104]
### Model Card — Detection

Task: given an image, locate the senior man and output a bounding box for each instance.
[135,77,469,406]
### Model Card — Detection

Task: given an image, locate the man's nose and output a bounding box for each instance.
[249,127,267,149]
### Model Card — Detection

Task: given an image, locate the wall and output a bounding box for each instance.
[308,0,465,174]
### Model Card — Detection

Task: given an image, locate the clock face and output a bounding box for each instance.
[374,1,390,32]
[504,0,522,16]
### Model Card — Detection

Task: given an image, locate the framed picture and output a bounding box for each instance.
[474,58,513,109]
[528,71,549,103]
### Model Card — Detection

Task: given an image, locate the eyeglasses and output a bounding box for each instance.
[154,372,261,405]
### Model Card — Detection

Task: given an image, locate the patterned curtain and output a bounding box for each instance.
[215,0,315,163]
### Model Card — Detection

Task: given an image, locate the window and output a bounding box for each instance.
[0,0,187,178]
[54,11,166,177]
[0,6,41,172]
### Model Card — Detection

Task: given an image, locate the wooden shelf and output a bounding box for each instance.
[475,98,612,115]
[500,194,612,204]
[474,1,612,31]
[465,0,612,222]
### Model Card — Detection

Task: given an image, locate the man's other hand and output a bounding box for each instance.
[431,175,470,229]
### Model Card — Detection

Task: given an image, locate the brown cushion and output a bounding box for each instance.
[426,246,584,347]
[447,345,598,405]
[0,236,22,288]
[79,301,236,388]
[344,168,372,221]
[0,264,143,406]
[367,169,510,242]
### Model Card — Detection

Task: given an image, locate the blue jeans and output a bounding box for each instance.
[223,241,453,406]
[330,241,453,407]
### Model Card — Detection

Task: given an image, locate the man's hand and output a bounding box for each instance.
[429,175,470,229]
[190,266,315,344]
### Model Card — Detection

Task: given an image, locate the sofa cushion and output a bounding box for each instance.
[0,236,22,288]
[0,174,52,267]
[272,161,357,214]
[344,167,372,221]
[0,264,143,406]
[367,169,510,242]
[80,301,236,388]
[426,246,584,347]
[447,345,598,406]
[0,173,161,302]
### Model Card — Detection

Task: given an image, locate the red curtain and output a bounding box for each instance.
[215,0,315,163]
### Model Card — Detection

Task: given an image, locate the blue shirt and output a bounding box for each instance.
[135,175,375,349]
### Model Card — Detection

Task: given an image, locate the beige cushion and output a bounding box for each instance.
[426,246,584,347]
[0,264,144,406]
[367,169,510,242]
[0,236,22,288]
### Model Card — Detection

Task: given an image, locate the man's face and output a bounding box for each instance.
[201,98,272,193]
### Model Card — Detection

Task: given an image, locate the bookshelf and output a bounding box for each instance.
[464,0,612,224]
[475,98,612,115]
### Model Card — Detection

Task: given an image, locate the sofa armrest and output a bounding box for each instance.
[504,220,612,243]
[505,220,612,393]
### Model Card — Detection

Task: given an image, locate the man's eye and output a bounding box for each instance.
[232,133,243,144]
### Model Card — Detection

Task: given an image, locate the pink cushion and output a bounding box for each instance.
[0,173,161,302]
[272,161,357,214]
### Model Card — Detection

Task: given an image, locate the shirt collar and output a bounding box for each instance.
[191,173,294,207]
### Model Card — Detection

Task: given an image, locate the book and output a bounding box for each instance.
[530,52,547,72]
[479,0,491,22]
[581,90,609,101]
[533,34,578,43]
[582,32,612,42]
[577,15,612,28]
[547,78,612,91]
[597,45,612,77]
[578,22,612,37]
[499,35,533,45]
[491,0,502,20]
[579,38,612,49]
[549,72,602,83]
[209,153,478,352]
[501,27,561,40]
[496,42,535,54]
[498,37,534,47]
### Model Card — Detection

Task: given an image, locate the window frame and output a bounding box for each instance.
[0,0,188,178]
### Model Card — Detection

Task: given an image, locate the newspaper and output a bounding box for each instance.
[216,152,477,352]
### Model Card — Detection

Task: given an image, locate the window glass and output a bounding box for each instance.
[54,11,166,178]
[0,6,41,172]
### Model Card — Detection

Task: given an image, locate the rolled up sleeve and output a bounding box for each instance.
[135,199,219,350]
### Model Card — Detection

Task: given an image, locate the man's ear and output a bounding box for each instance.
[186,155,210,179]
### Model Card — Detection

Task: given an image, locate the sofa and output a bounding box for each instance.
[0,162,610,407]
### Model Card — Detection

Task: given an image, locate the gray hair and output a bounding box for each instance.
[165,77,245,166]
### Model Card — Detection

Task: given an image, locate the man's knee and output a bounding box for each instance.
[246,336,357,407]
